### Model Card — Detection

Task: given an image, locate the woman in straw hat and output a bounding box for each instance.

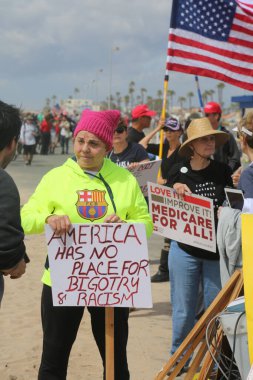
[166,117,234,371]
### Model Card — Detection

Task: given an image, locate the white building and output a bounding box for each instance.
[60,98,100,115]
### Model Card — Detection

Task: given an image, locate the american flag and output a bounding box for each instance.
[237,0,253,16]
[167,0,253,91]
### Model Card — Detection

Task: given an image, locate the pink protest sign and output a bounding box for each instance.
[45,223,152,308]
[148,182,216,252]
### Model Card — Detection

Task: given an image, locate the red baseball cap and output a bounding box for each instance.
[204,102,222,114]
[131,104,156,119]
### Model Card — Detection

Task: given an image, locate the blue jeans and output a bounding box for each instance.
[60,136,69,154]
[169,241,221,355]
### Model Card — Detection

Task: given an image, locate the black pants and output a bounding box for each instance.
[40,132,50,155]
[38,285,130,380]
[158,238,170,273]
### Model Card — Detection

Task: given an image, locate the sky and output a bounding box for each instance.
[0,0,252,112]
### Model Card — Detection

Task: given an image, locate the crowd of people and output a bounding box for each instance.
[1,97,251,379]
[16,111,78,165]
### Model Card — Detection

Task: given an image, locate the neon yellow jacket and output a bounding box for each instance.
[21,158,153,285]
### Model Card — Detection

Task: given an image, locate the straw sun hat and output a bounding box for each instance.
[179,117,229,157]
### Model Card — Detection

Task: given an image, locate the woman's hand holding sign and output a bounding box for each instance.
[46,214,125,236]
[46,215,72,235]
[104,214,126,223]
[173,182,191,196]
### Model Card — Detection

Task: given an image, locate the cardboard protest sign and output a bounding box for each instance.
[45,223,152,308]
[128,160,161,196]
[148,182,216,252]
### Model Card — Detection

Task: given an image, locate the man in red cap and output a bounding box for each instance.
[128,104,156,143]
[204,101,241,172]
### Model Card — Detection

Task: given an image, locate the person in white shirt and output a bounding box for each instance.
[20,114,38,165]
[59,114,72,154]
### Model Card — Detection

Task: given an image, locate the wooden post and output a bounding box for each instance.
[105,307,114,380]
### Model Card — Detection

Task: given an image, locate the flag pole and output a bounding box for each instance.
[158,72,169,160]
[194,75,204,114]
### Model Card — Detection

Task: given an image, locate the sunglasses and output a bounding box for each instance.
[163,126,178,132]
[114,126,127,134]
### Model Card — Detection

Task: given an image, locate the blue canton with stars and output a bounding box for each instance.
[170,0,237,41]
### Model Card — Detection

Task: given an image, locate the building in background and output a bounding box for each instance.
[60,98,100,115]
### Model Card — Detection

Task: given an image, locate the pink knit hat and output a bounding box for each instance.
[74,109,121,150]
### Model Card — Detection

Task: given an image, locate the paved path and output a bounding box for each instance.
[2,148,173,380]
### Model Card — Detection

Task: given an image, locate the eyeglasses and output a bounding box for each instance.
[162,127,170,132]
[163,126,179,132]
[114,126,127,134]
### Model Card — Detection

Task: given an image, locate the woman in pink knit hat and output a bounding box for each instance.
[21,109,153,380]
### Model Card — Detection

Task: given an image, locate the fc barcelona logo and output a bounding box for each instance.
[76,189,108,221]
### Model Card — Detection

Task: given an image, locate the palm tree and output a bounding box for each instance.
[51,95,57,106]
[74,88,80,98]
[155,90,163,113]
[178,96,186,109]
[45,97,51,107]
[217,82,225,106]
[136,95,141,104]
[168,90,176,111]
[115,92,121,110]
[128,81,135,109]
[157,90,163,99]
[146,96,154,110]
[187,91,194,111]
[140,88,147,104]
[202,90,210,104]
[109,95,115,109]
[208,89,215,101]
[124,95,130,112]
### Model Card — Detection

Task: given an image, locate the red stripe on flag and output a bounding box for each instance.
[183,195,211,209]
[236,0,253,16]
[168,34,253,62]
[166,63,253,91]
[234,11,253,23]
[168,48,253,76]
[229,36,253,49]
[232,23,253,37]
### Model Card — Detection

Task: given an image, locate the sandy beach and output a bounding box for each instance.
[0,151,173,380]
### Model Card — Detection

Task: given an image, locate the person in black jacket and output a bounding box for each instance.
[0,100,28,304]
